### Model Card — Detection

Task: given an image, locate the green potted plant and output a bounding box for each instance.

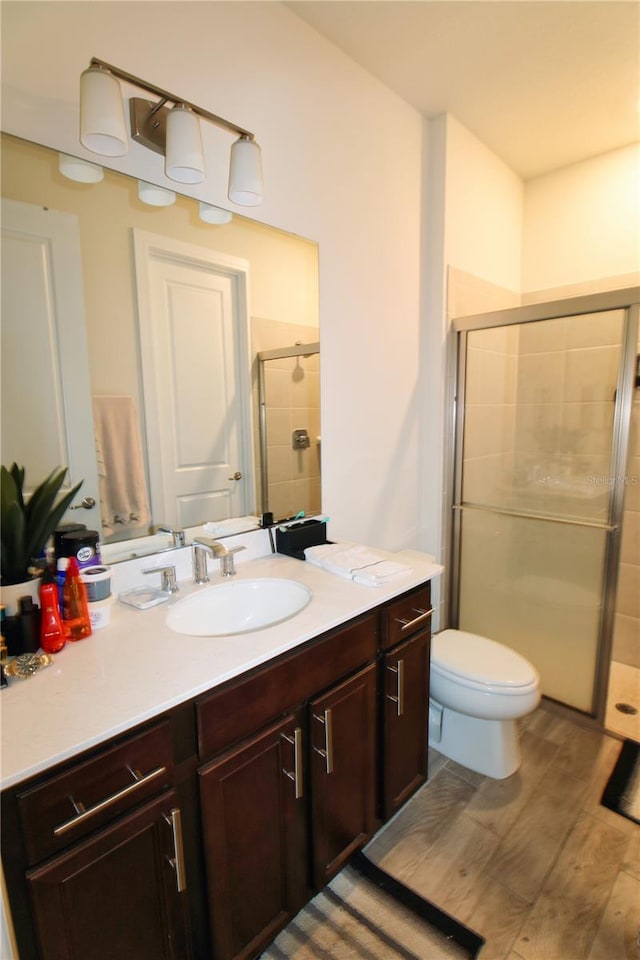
[1,464,83,608]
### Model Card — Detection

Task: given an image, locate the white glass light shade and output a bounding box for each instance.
[138,181,176,207]
[228,137,263,206]
[165,105,205,184]
[59,153,104,183]
[198,202,233,224]
[79,66,128,157]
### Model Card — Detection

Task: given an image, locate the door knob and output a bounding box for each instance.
[70,496,96,510]
[227,472,242,481]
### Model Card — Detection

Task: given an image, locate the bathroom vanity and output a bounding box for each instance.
[1,547,442,960]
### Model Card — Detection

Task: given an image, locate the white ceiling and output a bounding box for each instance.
[286,0,640,180]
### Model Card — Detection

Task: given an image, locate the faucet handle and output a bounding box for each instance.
[193,537,227,557]
[143,565,179,594]
[221,545,246,577]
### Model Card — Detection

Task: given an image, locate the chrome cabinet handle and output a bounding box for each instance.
[387,659,405,717]
[164,807,187,893]
[281,727,304,799]
[312,708,334,774]
[53,764,167,836]
[394,607,434,632]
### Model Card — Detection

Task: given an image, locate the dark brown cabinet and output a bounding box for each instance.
[199,712,308,960]
[27,790,191,960]
[2,721,191,960]
[380,583,432,819]
[197,619,379,960]
[310,663,377,886]
[2,580,433,960]
[382,630,430,817]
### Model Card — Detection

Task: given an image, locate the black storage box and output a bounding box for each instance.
[275,519,328,560]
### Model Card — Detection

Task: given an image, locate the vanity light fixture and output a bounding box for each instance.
[79,58,263,205]
[198,202,233,225]
[58,153,104,183]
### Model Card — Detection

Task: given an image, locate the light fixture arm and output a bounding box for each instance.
[89,57,255,141]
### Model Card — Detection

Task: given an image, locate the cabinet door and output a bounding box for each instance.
[382,630,429,818]
[27,790,191,960]
[310,663,377,887]
[199,712,307,960]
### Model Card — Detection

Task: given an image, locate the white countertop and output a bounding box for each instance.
[0,544,443,791]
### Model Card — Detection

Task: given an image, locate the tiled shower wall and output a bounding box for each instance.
[251,316,321,521]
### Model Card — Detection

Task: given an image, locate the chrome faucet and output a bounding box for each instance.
[192,538,246,582]
[192,538,225,584]
[155,525,186,548]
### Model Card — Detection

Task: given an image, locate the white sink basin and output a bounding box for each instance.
[165,578,312,637]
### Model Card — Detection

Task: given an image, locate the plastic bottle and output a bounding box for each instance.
[62,556,92,641]
[56,557,68,614]
[40,583,67,653]
[18,595,40,653]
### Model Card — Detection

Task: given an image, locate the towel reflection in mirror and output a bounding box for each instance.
[92,396,151,538]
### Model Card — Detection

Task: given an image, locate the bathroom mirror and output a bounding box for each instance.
[1,133,320,558]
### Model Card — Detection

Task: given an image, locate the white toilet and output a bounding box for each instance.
[429,628,541,779]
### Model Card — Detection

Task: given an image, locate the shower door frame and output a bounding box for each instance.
[447,286,639,722]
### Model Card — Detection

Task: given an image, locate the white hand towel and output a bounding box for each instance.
[304,543,412,586]
[203,516,260,537]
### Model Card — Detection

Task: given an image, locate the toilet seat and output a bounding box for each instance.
[432,629,538,696]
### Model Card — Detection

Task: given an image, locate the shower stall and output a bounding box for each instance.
[257,341,321,520]
[448,288,639,722]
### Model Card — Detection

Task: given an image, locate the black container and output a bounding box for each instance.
[275,519,328,560]
[54,523,87,559]
[58,529,101,570]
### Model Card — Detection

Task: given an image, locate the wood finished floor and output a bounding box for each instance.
[365,702,640,960]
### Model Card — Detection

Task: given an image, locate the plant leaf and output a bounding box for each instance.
[0,499,27,584]
[25,469,84,561]
[2,464,84,582]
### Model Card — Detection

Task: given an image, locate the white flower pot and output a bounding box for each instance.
[1,577,41,617]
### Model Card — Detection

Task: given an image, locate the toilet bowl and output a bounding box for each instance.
[429,628,540,779]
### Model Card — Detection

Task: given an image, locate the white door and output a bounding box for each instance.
[1,199,100,526]
[133,230,253,529]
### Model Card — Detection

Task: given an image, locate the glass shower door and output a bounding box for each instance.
[453,308,628,713]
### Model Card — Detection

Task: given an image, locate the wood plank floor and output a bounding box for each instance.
[365,702,639,960]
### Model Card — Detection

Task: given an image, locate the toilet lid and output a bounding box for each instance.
[432,629,537,689]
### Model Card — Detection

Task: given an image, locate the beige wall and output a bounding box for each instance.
[522,144,640,295]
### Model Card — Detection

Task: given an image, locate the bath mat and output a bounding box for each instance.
[601,738,640,825]
[260,851,484,959]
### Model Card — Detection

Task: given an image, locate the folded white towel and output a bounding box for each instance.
[203,516,260,537]
[304,543,413,587]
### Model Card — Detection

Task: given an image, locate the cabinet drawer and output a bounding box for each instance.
[382,583,432,650]
[18,721,173,866]
[197,613,378,758]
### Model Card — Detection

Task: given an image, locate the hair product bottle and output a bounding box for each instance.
[61,557,92,641]
[40,583,67,654]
